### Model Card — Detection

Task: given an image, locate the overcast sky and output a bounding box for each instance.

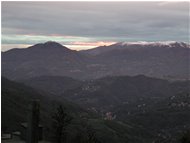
[1,1,189,51]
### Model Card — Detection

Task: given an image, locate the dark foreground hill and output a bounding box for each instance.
[21,75,190,142]
[1,76,92,141]
[2,41,190,80]
[2,76,155,143]
[22,76,82,96]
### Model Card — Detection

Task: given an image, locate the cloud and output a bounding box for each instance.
[1,34,91,45]
[1,1,189,51]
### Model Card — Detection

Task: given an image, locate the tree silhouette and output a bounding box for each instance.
[52,105,72,143]
[180,130,190,143]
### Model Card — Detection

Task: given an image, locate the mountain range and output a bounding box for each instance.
[2,41,190,142]
[2,41,190,80]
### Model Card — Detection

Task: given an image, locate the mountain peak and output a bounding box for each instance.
[44,41,62,46]
[29,41,71,51]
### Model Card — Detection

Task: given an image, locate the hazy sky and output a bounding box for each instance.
[1,1,189,51]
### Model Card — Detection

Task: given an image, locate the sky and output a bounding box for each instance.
[1,1,189,51]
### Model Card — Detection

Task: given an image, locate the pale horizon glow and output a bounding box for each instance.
[1,41,117,52]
